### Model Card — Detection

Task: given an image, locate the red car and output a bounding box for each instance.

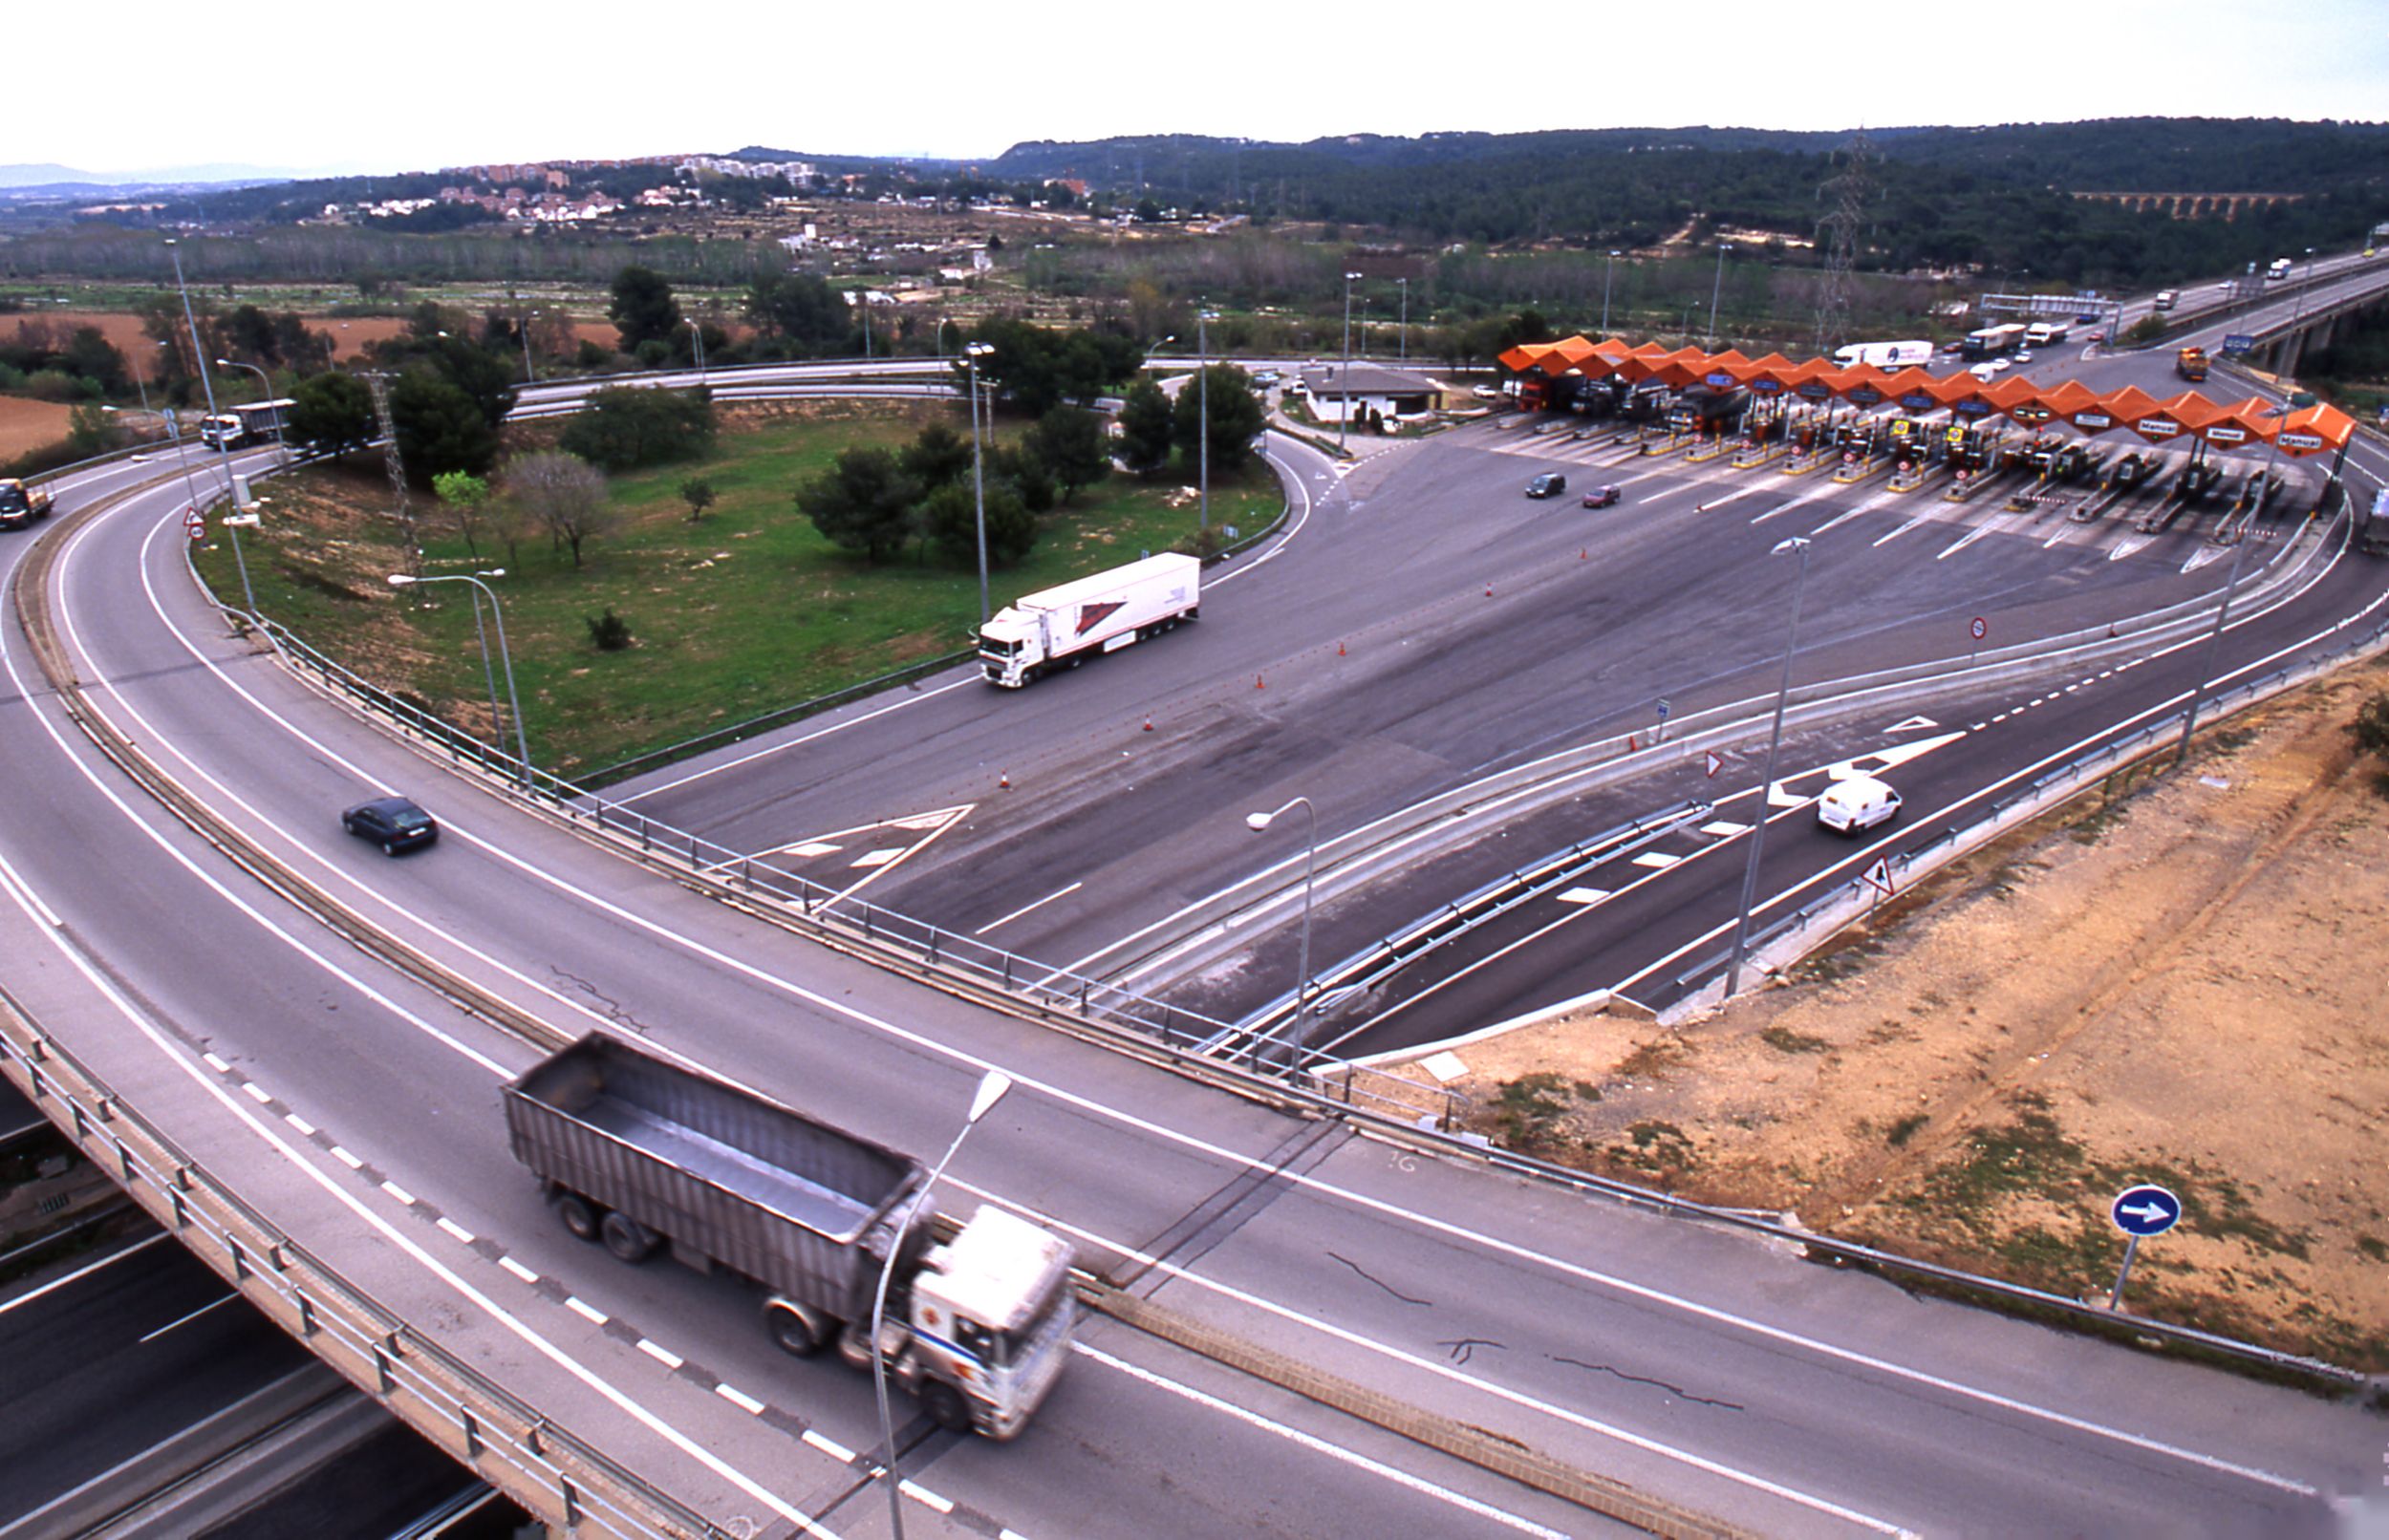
[1581,484,1622,508]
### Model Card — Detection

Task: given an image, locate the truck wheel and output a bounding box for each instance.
[918,1380,974,1435]
[767,1308,828,1358]
[555,1193,602,1242]
[600,1210,658,1263]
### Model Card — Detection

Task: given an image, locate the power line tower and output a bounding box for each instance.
[1813,129,1876,358]
[360,371,421,577]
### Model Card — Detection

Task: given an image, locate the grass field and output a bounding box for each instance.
[192,401,1281,775]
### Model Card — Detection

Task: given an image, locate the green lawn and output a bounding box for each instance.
[197,403,1281,776]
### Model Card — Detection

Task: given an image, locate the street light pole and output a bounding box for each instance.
[385,571,529,777]
[690,306,707,383]
[1245,797,1318,1070]
[1603,250,1620,336]
[965,341,995,627]
[520,309,539,384]
[1724,536,1812,998]
[1708,242,1728,350]
[870,1070,1011,1540]
[1197,307,1217,534]
[1339,271,1360,452]
[166,239,234,492]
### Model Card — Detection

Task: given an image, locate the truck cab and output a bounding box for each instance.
[0,478,54,531]
[888,1206,1077,1439]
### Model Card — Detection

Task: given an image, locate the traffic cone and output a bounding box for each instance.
[1628,734,1639,752]
[1579,547,1588,561]
[1142,715,1152,732]
[1336,641,1346,657]
[1485,582,1495,597]
[999,769,1011,789]
[1256,674,1266,691]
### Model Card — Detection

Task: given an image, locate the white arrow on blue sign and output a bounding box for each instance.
[2110,1185,2181,1237]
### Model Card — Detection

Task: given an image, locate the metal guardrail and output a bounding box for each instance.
[0,993,737,1540]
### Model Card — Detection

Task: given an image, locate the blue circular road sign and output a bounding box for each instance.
[2111,1185,2181,1237]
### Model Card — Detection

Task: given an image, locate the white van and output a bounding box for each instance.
[1818,776,1901,834]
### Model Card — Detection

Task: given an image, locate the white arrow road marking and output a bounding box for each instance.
[1883,716,1940,733]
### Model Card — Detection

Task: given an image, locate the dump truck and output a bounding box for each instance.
[2174,347,2209,383]
[979,551,1200,687]
[504,1033,1076,1439]
[198,398,295,450]
[0,478,54,532]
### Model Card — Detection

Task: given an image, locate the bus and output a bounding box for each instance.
[1962,324,2029,360]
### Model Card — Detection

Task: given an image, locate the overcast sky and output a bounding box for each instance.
[22,1,2387,176]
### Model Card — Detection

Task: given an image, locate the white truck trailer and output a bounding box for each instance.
[1830,339,1934,370]
[979,551,1200,687]
[504,1033,1076,1438]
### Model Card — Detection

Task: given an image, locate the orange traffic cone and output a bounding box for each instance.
[1142,715,1153,732]
[1337,640,1346,657]
[1485,583,1495,597]
[1628,734,1639,752]
[1256,674,1266,690]
[999,769,1011,789]
[1579,547,1588,561]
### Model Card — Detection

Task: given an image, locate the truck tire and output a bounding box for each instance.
[601,1210,658,1263]
[555,1192,603,1242]
[766,1307,829,1358]
[918,1380,974,1435]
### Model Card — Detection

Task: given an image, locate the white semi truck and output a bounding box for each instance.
[979,552,1200,687]
[505,1033,1076,1439]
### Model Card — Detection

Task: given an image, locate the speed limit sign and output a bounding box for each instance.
[1970,616,1988,641]
[185,513,205,544]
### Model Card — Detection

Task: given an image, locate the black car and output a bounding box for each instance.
[343,796,439,855]
[1581,484,1622,508]
[1525,473,1567,499]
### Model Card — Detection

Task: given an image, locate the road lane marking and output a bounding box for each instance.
[500,1257,539,1284]
[716,1383,766,1414]
[637,1338,683,1370]
[1076,1343,1577,1539]
[974,880,1085,937]
[437,1217,476,1244]
[139,1293,239,1343]
[565,1296,607,1325]
[0,1233,172,1317]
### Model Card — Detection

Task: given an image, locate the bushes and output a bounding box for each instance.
[560,386,715,473]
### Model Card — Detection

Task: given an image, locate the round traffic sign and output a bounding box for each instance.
[2110,1185,2181,1237]
[186,517,206,544]
[1969,616,1988,641]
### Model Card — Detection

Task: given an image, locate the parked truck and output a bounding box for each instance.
[504,1033,1076,1439]
[0,477,54,532]
[2174,346,2210,382]
[979,551,1200,687]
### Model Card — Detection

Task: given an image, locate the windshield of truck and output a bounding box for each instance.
[995,1283,1071,1369]
[979,636,1021,657]
[0,485,25,515]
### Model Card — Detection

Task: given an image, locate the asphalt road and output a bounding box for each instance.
[0,1230,313,1531]
[2,260,2386,1536]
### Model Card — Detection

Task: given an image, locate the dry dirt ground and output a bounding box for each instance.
[0,396,75,461]
[15,310,620,375]
[1415,664,2389,1369]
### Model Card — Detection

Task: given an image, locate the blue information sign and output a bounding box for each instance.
[2221,333,2256,357]
[2111,1185,2181,1237]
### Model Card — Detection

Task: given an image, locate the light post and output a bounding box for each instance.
[215,357,283,465]
[1724,535,1812,998]
[965,341,995,627]
[106,402,204,530]
[1197,307,1217,533]
[221,504,260,617]
[135,339,166,422]
[1339,271,1361,451]
[166,238,234,492]
[1708,241,1728,350]
[869,1069,1011,1540]
[520,309,540,383]
[689,306,707,383]
[1396,276,1409,362]
[1603,250,1621,336]
[385,571,529,777]
[1245,797,1318,1069]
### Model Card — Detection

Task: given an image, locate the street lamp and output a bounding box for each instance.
[1339,271,1361,451]
[1724,535,1812,997]
[965,341,995,627]
[1603,250,1621,336]
[1708,242,1729,350]
[1396,276,1409,362]
[1245,797,1318,1069]
[870,1069,1012,1540]
[166,238,234,492]
[689,307,707,383]
[385,571,529,777]
[520,310,540,384]
[1197,307,1218,533]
